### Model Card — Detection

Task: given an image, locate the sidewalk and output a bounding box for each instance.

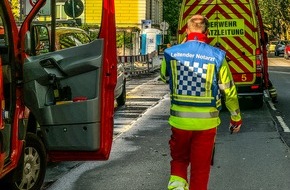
[47,95,290,190]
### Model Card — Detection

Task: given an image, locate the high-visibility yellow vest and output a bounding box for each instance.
[161,40,241,130]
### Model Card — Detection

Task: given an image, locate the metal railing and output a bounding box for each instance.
[117,51,162,77]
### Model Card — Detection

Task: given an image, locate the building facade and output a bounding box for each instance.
[57,0,164,55]
[56,0,163,29]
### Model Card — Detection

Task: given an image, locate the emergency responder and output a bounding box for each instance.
[268,80,277,102]
[160,14,242,190]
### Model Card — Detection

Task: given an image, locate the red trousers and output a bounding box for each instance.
[169,127,217,190]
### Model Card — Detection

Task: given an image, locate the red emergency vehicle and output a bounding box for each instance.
[0,0,117,189]
[178,0,276,107]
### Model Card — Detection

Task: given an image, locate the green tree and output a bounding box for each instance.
[163,0,183,37]
[258,0,290,40]
[164,0,290,40]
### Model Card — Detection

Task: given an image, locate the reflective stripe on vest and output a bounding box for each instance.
[170,60,178,92]
[171,94,213,103]
[219,80,234,91]
[205,64,215,97]
[160,59,169,82]
[170,109,219,118]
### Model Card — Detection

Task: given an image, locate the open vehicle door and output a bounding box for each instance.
[0,0,24,179]
[21,0,117,161]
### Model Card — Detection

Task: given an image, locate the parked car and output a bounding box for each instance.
[33,26,126,106]
[267,40,278,53]
[274,40,288,56]
[284,43,290,59]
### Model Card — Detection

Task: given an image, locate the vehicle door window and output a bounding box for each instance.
[0,26,5,46]
[73,34,83,46]
[0,14,7,47]
[74,32,91,45]
[33,25,50,55]
[59,33,76,49]
[0,13,10,83]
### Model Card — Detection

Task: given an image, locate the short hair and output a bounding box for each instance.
[187,15,209,33]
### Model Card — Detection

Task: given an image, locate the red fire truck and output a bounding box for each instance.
[177,0,277,106]
[0,0,117,189]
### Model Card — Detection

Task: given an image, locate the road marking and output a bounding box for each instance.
[264,90,277,111]
[113,123,136,140]
[276,116,290,132]
[268,101,277,111]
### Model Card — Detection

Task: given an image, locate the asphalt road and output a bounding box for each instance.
[267,56,290,148]
[43,64,290,190]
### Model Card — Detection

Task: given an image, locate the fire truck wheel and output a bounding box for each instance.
[10,133,47,190]
[116,80,126,106]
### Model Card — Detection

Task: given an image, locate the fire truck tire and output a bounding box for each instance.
[116,80,126,106]
[9,133,47,190]
[252,95,264,108]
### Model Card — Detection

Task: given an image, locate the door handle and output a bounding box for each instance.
[39,58,67,76]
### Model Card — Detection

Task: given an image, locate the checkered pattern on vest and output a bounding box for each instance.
[177,61,207,96]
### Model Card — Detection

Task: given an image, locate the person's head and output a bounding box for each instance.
[186,14,209,34]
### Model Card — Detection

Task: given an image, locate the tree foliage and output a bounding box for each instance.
[163,0,183,37]
[257,0,290,40]
[163,0,290,40]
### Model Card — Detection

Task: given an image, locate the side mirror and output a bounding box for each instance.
[31,25,50,56]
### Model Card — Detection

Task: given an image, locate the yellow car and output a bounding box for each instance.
[267,41,278,52]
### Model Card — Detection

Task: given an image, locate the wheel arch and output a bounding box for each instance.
[26,113,48,149]
[26,113,37,134]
